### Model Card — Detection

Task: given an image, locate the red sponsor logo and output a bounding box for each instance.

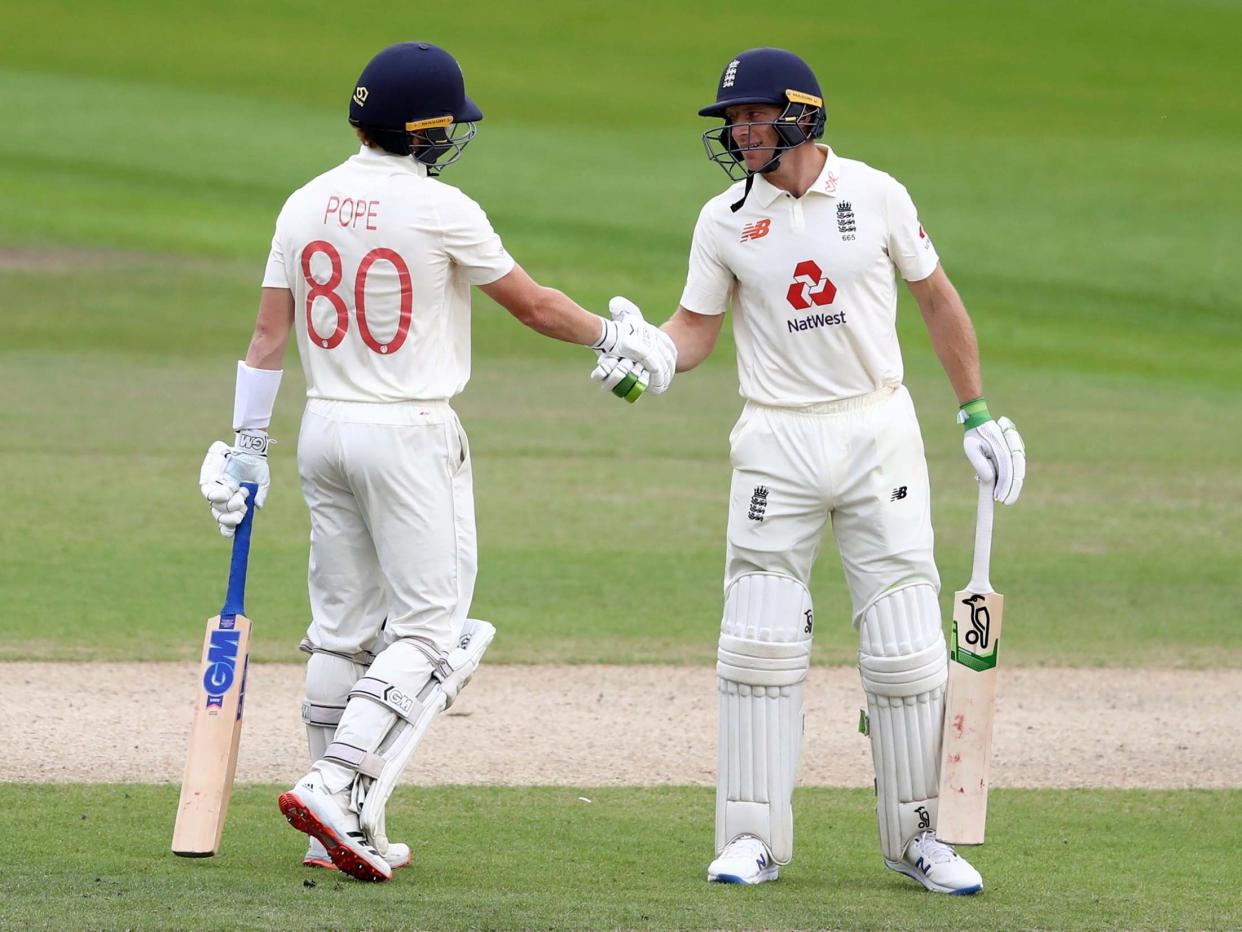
[918,225,926,239]
[786,259,837,310]
[740,218,771,242]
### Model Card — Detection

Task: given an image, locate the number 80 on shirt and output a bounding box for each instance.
[301,240,413,355]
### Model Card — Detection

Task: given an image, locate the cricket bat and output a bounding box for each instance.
[172,481,259,857]
[937,478,1004,846]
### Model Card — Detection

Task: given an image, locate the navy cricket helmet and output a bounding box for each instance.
[348,42,482,173]
[699,48,826,198]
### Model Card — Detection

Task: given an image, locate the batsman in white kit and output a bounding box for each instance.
[197,41,676,882]
[593,48,1026,893]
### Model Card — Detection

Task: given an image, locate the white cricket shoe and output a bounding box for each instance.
[303,836,411,872]
[884,831,983,895]
[278,772,392,882]
[707,835,780,884]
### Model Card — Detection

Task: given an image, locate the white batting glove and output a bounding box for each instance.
[959,399,1025,505]
[590,354,650,403]
[590,296,677,394]
[199,431,271,537]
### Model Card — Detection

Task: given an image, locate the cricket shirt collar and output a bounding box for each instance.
[751,145,842,207]
[353,145,430,177]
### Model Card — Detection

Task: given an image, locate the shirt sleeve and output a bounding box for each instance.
[678,202,733,316]
[884,177,939,282]
[441,191,515,286]
[260,209,289,288]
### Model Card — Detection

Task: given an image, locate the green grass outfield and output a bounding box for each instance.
[3,785,1240,930]
[0,0,1238,666]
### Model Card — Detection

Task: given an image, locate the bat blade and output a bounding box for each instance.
[937,586,1004,845]
[171,612,252,857]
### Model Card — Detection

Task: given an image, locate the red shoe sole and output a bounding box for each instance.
[278,792,389,883]
[305,856,409,872]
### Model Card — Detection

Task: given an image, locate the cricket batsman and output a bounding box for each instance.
[593,47,1026,893]
[197,41,676,881]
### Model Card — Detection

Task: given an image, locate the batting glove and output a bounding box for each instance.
[959,399,1025,505]
[199,431,271,537]
[590,354,649,403]
[590,296,676,394]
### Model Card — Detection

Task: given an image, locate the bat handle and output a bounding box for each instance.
[221,481,259,619]
[967,477,995,594]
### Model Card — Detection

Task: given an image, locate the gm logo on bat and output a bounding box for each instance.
[203,628,242,709]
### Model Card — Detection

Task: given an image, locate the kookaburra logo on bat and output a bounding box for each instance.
[961,593,991,649]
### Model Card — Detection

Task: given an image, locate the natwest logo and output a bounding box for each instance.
[786,260,837,310]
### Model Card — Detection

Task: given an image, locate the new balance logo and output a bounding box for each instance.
[756,852,768,869]
[748,485,769,522]
[890,486,908,501]
[740,218,771,242]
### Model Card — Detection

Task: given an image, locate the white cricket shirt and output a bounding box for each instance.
[679,146,939,406]
[263,146,514,402]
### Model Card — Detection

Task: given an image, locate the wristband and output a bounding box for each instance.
[233,361,283,431]
[957,397,991,431]
[590,318,618,354]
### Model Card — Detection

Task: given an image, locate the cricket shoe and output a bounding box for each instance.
[707,835,780,884]
[884,831,983,895]
[303,836,411,872]
[278,772,392,882]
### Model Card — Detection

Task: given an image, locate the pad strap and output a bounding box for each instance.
[299,637,377,667]
[349,675,431,723]
[324,741,386,780]
[301,701,345,727]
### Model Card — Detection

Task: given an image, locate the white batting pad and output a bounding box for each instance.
[716,574,813,864]
[302,651,368,764]
[319,619,494,853]
[858,585,948,860]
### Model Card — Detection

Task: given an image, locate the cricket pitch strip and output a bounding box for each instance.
[3,663,1238,789]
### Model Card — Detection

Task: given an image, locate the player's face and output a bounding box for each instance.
[725,104,784,172]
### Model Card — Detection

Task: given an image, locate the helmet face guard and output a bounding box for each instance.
[702,98,826,182]
[405,115,478,173]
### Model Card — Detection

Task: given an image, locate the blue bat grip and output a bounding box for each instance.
[221,481,259,619]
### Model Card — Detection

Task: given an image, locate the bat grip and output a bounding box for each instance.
[967,477,995,594]
[221,481,258,618]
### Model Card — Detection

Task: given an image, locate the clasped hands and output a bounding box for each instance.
[589,297,677,403]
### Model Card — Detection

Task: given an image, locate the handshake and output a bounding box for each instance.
[588,297,678,403]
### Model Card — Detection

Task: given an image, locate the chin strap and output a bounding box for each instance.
[730,155,783,213]
[730,175,755,213]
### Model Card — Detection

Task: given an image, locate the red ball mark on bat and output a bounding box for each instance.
[952,713,966,736]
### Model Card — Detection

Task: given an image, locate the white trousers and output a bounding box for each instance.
[297,398,477,657]
[724,385,940,622]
